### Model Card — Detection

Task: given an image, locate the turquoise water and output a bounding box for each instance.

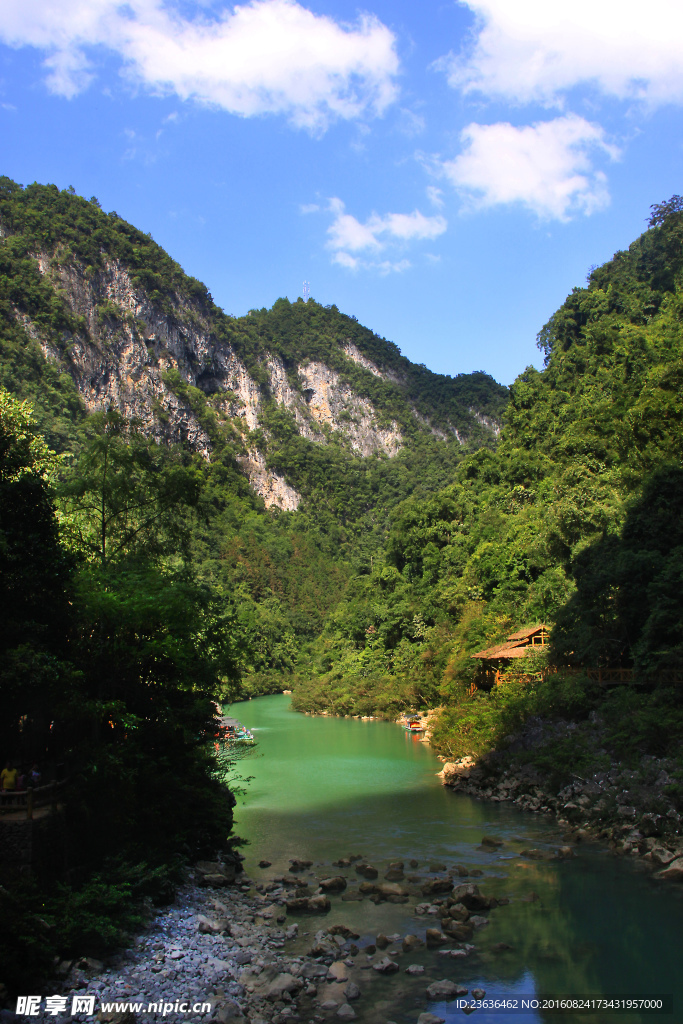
[228,695,682,1023]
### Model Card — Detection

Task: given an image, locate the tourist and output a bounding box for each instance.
[30,763,41,787]
[1,760,18,791]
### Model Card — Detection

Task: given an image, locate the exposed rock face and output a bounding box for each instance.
[469,406,501,436]
[237,449,301,512]
[342,340,404,385]
[298,361,402,457]
[10,246,500,508]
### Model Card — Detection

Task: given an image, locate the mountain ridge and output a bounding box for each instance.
[0,176,507,510]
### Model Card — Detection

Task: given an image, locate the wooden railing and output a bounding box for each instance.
[467,664,683,696]
[0,780,67,819]
[585,667,633,684]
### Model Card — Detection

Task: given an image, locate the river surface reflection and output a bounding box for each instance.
[229,695,681,1023]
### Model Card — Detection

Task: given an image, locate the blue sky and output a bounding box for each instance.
[1,0,682,385]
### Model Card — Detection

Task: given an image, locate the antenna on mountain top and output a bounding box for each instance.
[302,280,310,303]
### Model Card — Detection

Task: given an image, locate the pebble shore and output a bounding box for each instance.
[51,855,533,1024]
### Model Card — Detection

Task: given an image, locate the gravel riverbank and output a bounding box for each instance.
[50,851,561,1024]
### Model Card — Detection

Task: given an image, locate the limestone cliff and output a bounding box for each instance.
[0,183,507,511]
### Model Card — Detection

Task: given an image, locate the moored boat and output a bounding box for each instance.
[401,716,425,733]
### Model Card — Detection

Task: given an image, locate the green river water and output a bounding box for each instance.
[228,695,682,1024]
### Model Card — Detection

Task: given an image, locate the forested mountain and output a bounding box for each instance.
[0,176,504,503]
[3,178,683,987]
[293,196,683,775]
[0,175,507,689]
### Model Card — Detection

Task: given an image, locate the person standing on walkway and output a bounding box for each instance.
[1,760,18,791]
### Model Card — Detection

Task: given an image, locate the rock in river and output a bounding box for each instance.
[451,883,491,911]
[373,957,400,974]
[289,858,313,871]
[656,858,683,881]
[426,980,469,999]
[421,877,453,896]
[355,862,379,879]
[285,894,330,913]
[319,875,348,893]
[425,928,446,948]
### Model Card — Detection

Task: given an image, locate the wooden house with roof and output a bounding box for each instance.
[471,624,550,687]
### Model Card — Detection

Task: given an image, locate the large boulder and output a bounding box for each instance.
[656,858,683,881]
[651,847,677,866]
[377,882,409,898]
[285,895,330,913]
[451,883,491,911]
[373,957,399,974]
[355,862,379,879]
[420,877,453,896]
[196,914,229,934]
[328,962,348,982]
[425,928,446,948]
[426,980,468,999]
[319,876,348,893]
[195,861,236,886]
[289,858,313,871]
[263,973,303,1001]
[447,903,470,922]
[442,920,473,941]
[329,924,359,939]
[300,962,330,980]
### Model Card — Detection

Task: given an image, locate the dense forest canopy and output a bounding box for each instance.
[293,197,683,765]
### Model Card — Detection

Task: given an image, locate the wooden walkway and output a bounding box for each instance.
[467,665,682,696]
[0,780,66,820]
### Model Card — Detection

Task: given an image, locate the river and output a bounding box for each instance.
[227,694,682,1023]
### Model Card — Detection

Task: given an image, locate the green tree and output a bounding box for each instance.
[0,388,73,761]
[59,409,201,566]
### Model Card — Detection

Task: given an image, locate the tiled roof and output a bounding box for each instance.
[506,623,549,641]
[471,640,527,660]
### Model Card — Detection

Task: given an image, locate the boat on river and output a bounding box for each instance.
[401,716,425,733]
[215,716,255,744]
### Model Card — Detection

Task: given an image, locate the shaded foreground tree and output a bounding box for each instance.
[0,390,242,994]
[0,389,72,762]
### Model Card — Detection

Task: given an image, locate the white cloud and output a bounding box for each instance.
[426,186,444,208]
[444,0,683,107]
[325,197,446,272]
[0,0,399,130]
[438,115,619,221]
